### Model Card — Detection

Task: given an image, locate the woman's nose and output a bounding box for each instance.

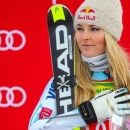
[82,30,90,40]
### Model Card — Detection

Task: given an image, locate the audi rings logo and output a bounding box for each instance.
[0,30,26,51]
[0,86,27,107]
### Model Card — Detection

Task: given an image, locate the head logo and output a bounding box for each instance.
[80,7,95,14]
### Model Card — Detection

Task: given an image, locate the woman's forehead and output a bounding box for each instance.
[76,23,100,28]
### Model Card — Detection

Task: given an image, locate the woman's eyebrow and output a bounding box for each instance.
[89,25,96,27]
[76,24,82,27]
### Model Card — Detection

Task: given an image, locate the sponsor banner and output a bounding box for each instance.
[0,0,129,130]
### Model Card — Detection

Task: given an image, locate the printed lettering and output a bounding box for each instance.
[59,86,71,98]
[68,35,73,60]
[55,25,72,112]
[96,88,114,94]
[46,83,55,99]
[56,25,70,75]
[56,25,68,50]
[57,49,70,74]
[60,99,72,113]
[78,15,96,21]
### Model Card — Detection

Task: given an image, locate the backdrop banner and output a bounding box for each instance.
[0,0,129,130]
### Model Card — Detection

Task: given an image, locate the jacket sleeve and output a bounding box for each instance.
[28,77,57,128]
[29,108,87,130]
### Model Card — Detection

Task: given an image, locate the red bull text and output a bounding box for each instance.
[78,15,96,21]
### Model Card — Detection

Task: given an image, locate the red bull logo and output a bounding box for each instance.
[78,15,96,21]
[80,7,95,14]
[78,7,96,21]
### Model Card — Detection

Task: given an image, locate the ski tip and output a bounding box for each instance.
[47,4,73,23]
[48,4,66,23]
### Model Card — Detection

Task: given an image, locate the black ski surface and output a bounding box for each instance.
[47,4,76,114]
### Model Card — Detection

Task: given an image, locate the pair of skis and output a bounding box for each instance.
[47,4,76,114]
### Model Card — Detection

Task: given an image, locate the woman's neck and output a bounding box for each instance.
[81,53,109,72]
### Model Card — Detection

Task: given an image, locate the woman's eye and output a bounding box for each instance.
[91,28,100,31]
[76,27,84,31]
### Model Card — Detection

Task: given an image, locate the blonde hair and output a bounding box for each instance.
[74,31,130,108]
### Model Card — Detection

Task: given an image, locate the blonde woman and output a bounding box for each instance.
[74,0,130,129]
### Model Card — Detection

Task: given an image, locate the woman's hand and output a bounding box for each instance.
[78,87,130,124]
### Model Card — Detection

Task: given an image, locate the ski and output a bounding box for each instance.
[47,4,76,114]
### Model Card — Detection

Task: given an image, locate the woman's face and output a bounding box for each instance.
[75,23,106,58]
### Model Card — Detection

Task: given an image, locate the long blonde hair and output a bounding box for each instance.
[74,31,130,108]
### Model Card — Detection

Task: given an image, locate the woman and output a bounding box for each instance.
[29,0,130,129]
[73,0,130,129]
[74,0,130,107]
